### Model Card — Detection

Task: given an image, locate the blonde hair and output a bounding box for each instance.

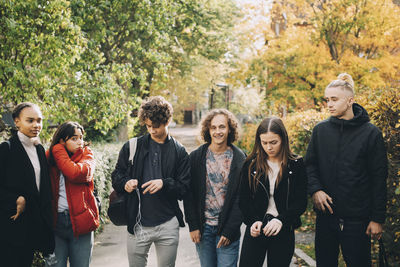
[326,73,355,95]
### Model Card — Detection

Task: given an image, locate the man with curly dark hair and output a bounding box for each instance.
[183,109,245,267]
[112,96,190,267]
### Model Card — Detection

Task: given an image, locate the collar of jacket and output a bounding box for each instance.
[250,158,297,192]
[142,132,172,147]
[10,135,46,197]
[329,103,370,128]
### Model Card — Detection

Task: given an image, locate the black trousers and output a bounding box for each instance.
[315,214,371,267]
[0,242,34,267]
[239,225,295,267]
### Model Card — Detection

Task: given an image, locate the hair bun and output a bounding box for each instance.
[337,73,354,88]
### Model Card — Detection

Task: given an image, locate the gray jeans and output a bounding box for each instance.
[127,217,179,267]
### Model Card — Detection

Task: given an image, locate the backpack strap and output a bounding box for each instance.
[1,140,10,149]
[128,137,138,165]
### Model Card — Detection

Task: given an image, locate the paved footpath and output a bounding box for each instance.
[91,125,300,267]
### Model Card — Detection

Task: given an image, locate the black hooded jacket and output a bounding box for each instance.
[111,134,190,234]
[183,144,245,242]
[305,103,388,223]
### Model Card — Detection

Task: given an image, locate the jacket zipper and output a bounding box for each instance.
[286,177,290,210]
[253,171,270,222]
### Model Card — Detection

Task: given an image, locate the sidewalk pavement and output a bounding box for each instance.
[91,221,299,267]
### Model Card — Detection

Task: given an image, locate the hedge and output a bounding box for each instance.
[359,88,400,265]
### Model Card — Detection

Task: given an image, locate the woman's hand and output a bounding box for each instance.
[10,196,26,220]
[263,219,282,236]
[250,221,263,237]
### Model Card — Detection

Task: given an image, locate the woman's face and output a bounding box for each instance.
[14,106,43,138]
[62,128,84,154]
[260,131,282,161]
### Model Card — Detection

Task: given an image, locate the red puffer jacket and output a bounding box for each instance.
[47,144,99,236]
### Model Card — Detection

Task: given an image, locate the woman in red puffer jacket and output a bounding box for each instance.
[47,121,99,267]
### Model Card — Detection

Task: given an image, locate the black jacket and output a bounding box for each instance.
[111,134,190,234]
[305,103,388,223]
[0,135,54,253]
[239,157,307,229]
[183,144,246,242]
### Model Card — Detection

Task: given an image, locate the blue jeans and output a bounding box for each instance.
[196,224,240,267]
[49,211,94,267]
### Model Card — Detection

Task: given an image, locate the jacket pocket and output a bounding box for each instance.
[74,208,99,235]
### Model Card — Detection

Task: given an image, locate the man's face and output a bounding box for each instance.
[144,118,168,141]
[209,114,229,146]
[324,87,354,119]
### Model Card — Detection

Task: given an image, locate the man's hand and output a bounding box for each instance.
[366,221,383,240]
[142,179,163,194]
[10,196,26,221]
[312,190,334,214]
[217,236,231,248]
[190,230,201,244]
[263,219,282,237]
[124,179,138,193]
[250,221,262,237]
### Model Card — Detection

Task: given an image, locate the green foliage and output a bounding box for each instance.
[0,0,130,140]
[237,122,258,155]
[359,87,400,265]
[283,109,329,157]
[91,142,121,225]
[1,0,235,141]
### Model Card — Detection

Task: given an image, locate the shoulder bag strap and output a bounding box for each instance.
[128,137,138,165]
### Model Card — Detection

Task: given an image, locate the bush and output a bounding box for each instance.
[283,109,329,157]
[237,123,258,154]
[359,87,400,265]
[91,142,122,227]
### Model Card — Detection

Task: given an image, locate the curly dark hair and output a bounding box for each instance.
[200,109,240,145]
[138,96,173,127]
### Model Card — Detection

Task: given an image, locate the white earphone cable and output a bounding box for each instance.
[132,188,149,242]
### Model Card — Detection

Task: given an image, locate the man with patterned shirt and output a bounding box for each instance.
[183,109,246,267]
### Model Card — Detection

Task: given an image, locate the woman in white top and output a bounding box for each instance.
[239,117,307,267]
